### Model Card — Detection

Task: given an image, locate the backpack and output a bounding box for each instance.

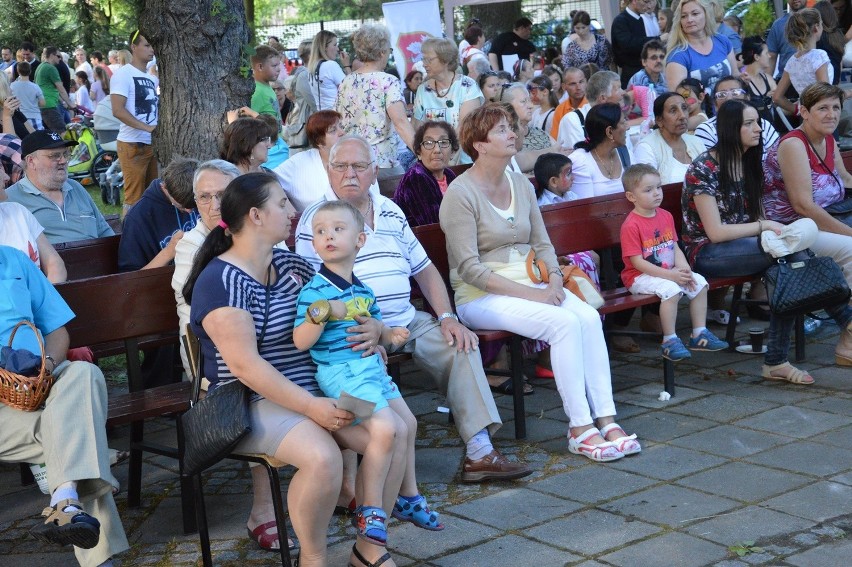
[284,67,317,150]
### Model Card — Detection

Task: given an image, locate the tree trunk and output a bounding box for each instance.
[471,1,522,44]
[139,0,254,165]
[244,0,255,44]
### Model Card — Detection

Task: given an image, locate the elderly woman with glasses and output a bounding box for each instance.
[220,117,277,175]
[335,23,415,179]
[393,120,459,227]
[413,37,484,163]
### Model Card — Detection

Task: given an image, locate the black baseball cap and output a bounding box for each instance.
[22,130,77,158]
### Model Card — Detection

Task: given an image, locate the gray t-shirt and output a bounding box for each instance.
[10,80,44,124]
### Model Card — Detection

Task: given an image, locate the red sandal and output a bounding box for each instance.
[246,521,296,551]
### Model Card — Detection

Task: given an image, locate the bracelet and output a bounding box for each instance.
[45,355,57,374]
[757,220,763,235]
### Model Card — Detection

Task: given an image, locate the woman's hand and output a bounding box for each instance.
[528,279,565,306]
[3,96,20,114]
[346,314,383,357]
[306,396,355,432]
[339,50,351,68]
[762,220,785,235]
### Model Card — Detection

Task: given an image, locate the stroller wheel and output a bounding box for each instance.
[93,152,119,206]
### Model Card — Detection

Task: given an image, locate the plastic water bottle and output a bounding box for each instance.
[803,316,822,335]
[29,463,50,494]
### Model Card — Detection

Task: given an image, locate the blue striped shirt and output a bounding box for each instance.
[295,188,431,328]
[190,248,319,394]
[295,265,381,366]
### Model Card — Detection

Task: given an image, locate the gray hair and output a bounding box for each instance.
[498,82,527,104]
[352,24,391,63]
[421,37,459,68]
[328,135,376,165]
[468,58,491,77]
[192,159,241,192]
[586,70,620,103]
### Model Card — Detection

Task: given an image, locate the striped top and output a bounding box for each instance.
[294,187,431,328]
[190,248,319,394]
[295,265,382,366]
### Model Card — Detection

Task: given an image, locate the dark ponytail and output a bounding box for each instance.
[183,172,279,303]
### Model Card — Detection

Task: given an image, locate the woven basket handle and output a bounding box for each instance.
[6,320,49,378]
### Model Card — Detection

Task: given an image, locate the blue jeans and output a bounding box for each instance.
[694,238,852,365]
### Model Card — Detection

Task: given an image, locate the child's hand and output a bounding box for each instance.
[389,326,410,347]
[672,267,694,287]
[328,300,347,319]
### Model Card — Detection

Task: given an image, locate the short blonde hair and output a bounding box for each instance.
[622,164,660,193]
[668,0,718,54]
[352,24,390,63]
[421,37,458,68]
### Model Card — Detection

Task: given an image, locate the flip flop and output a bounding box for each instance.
[488,377,534,396]
[246,520,296,551]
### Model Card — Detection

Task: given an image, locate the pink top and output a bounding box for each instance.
[763,129,844,223]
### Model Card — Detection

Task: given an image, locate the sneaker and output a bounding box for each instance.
[461,449,533,483]
[688,329,729,351]
[661,337,691,361]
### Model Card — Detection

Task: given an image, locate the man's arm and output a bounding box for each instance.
[36,233,67,283]
[53,81,75,108]
[111,93,154,132]
[44,326,70,371]
[412,263,478,352]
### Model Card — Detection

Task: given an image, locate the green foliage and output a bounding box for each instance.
[240,43,256,77]
[0,0,75,51]
[742,1,776,39]
[728,541,765,557]
[287,0,383,23]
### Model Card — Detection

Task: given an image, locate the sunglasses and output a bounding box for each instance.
[715,88,747,100]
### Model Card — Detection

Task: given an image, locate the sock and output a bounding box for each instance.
[662,334,677,342]
[466,428,494,460]
[399,494,421,503]
[692,327,707,338]
[50,486,80,510]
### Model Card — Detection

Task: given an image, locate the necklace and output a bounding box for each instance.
[593,147,617,178]
[433,72,455,98]
[358,198,374,226]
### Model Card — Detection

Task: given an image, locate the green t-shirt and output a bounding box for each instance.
[34,63,60,109]
[251,81,281,124]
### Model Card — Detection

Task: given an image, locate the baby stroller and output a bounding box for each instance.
[92,98,123,206]
[63,112,100,186]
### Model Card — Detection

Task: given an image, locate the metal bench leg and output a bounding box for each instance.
[127,421,143,507]
[176,415,197,535]
[725,284,745,351]
[509,335,526,440]
[192,473,212,567]
[794,313,805,362]
[263,461,292,567]
[663,358,675,396]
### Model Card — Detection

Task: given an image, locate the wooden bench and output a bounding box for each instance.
[55,234,121,280]
[55,266,195,533]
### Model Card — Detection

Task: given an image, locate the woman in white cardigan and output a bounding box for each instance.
[634,92,706,185]
[439,104,641,463]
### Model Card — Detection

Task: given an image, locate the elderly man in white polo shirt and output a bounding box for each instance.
[295,135,532,484]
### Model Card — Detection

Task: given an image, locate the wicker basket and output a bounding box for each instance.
[0,321,55,411]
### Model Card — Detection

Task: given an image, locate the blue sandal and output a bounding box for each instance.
[391,494,444,531]
[352,506,388,546]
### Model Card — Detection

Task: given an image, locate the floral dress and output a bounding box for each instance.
[561,34,613,71]
[682,151,754,264]
[335,71,405,168]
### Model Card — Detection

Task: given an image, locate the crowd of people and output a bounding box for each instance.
[2,1,852,566]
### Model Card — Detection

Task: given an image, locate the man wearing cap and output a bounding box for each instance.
[5,130,114,244]
[111,31,158,214]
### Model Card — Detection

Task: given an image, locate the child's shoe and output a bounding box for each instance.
[392,494,444,531]
[352,506,388,546]
[688,329,729,351]
[661,337,691,361]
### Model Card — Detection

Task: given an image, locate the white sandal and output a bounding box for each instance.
[762,362,814,385]
[599,423,642,456]
[568,428,624,462]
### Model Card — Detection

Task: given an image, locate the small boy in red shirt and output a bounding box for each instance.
[620,164,728,361]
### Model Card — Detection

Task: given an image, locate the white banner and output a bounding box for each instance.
[382,0,444,77]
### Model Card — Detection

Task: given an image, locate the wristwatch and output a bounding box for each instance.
[437,312,459,323]
[306,300,331,325]
[45,355,57,373]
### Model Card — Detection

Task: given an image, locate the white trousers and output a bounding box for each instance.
[457,285,616,428]
[811,230,852,291]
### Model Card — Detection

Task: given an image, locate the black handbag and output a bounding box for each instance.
[181,378,251,476]
[763,251,851,317]
[181,264,274,477]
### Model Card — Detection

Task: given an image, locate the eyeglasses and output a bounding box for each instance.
[329,161,373,173]
[527,85,546,92]
[420,139,451,150]
[258,136,272,144]
[272,87,285,92]
[194,192,224,205]
[40,150,71,162]
[498,83,512,101]
[714,88,747,100]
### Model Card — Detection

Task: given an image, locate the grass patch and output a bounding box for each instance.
[85,183,123,217]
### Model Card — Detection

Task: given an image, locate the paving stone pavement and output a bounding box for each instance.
[1,316,850,566]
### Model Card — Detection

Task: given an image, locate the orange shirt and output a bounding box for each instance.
[551,96,588,139]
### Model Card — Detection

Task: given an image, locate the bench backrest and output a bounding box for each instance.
[55,234,121,280]
[56,265,178,349]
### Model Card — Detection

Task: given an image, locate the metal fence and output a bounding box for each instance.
[259,0,605,53]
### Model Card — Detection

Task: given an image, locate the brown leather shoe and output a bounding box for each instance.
[461,449,533,483]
